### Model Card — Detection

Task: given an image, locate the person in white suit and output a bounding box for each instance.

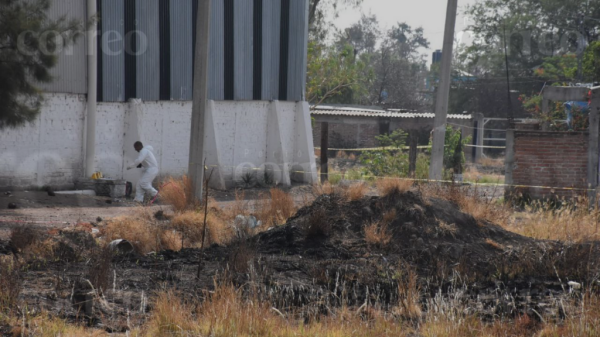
[127,141,159,203]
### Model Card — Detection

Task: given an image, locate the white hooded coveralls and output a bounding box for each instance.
[132,146,159,202]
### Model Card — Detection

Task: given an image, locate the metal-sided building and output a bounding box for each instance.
[0,0,317,190]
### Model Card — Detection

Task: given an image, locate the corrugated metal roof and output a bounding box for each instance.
[311,106,472,120]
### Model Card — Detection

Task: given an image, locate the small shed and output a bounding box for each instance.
[311,105,475,150]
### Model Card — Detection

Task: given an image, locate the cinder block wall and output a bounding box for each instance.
[508,131,589,199]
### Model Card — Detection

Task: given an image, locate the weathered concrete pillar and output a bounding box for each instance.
[320,122,329,184]
[474,113,484,163]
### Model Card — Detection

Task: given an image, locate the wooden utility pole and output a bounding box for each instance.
[429,0,458,181]
[320,122,329,183]
[188,0,211,202]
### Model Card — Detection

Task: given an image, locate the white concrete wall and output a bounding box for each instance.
[0,94,86,189]
[0,93,317,190]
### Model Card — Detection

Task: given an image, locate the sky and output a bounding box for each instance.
[333,0,479,58]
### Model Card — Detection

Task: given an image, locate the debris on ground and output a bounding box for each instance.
[2,189,599,331]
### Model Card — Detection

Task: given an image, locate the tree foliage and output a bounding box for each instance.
[0,0,82,129]
[314,14,430,109]
[306,41,368,108]
[463,0,600,77]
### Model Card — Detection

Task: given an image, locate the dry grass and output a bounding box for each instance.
[139,283,414,337]
[364,210,395,247]
[303,208,331,238]
[503,198,600,242]
[9,227,56,262]
[346,182,368,201]
[437,219,458,237]
[479,156,504,168]
[463,166,505,184]
[423,184,510,225]
[8,282,600,336]
[253,188,296,228]
[396,265,422,320]
[376,178,412,196]
[158,175,196,211]
[102,212,161,254]
[9,314,109,337]
[485,238,505,250]
[102,188,294,254]
[170,210,233,247]
[0,256,21,316]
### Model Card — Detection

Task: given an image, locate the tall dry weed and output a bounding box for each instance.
[364,210,395,247]
[346,183,368,201]
[254,188,296,228]
[158,175,196,211]
[170,210,233,247]
[376,178,412,196]
[103,212,161,254]
[0,256,21,316]
[504,198,600,242]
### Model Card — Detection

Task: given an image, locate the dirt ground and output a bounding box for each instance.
[2,186,598,334]
[0,185,314,239]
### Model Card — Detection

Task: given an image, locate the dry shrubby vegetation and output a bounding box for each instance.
[376,178,413,196]
[364,210,394,247]
[7,176,600,336]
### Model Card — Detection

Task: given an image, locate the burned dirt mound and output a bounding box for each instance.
[257,191,532,266]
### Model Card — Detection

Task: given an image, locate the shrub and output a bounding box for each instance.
[159,175,196,212]
[254,188,296,228]
[346,183,368,201]
[0,256,21,316]
[103,213,160,254]
[170,210,233,247]
[376,178,412,196]
[364,210,394,247]
[303,208,331,238]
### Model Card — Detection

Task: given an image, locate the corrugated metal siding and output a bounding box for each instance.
[286,0,308,101]
[233,0,253,100]
[170,0,194,100]
[136,0,160,101]
[39,0,87,94]
[261,0,280,100]
[208,0,225,100]
[101,0,125,101]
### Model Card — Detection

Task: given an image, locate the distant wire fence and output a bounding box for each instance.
[198,164,592,193]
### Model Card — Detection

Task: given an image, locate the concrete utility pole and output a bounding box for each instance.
[429,0,458,181]
[85,0,98,178]
[188,0,211,202]
[320,123,329,183]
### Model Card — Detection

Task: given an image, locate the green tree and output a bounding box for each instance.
[306,41,368,108]
[463,0,600,78]
[0,0,83,129]
[583,41,600,81]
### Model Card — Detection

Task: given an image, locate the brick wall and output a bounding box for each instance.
[511,131,589,199]
[313,120,383,148]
